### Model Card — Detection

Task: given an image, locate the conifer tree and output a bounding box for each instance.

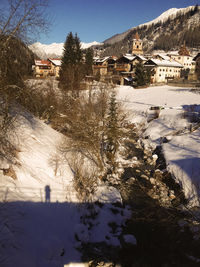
[59,32,83,95]
[105,91,121,169]
[134,63,151,87]
[85,48,94,76]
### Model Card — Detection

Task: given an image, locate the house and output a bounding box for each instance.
[48,58,62,77]
[34,60,51,78]
[93,56,110,76]
[114,54,135,85]
[144,58,183,83]
[115,54,135,73]
[168,44,196,79]
[132,55,147,66]
[107,56,117,75]
[193,53,200,80]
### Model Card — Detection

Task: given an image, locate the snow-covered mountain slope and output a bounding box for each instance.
[137,6,194,28]
[104,5,196,45]
[29,41,102,59]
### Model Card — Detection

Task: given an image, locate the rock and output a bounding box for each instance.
[141,174,149,180]
[152,154,158,161]
[150,178,156,185]
[129,177,136,183]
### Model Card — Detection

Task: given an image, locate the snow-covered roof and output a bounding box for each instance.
[145,58,183,68]
[48,58,62,66]
[167,51,179,56]
[124,77,133,81]
[134,55,147,61]
[95,56,110,63]
[34,60,51,66]
[155,54,171,61]
[124,54,136,61]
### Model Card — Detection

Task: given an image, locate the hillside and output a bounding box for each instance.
[102,5,200,56]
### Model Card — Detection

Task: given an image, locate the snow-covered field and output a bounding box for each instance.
[116,85,200,207]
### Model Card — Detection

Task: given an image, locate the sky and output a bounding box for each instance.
[39,0,199,44]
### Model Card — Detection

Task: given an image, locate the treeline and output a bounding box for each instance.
[154,26,200,51]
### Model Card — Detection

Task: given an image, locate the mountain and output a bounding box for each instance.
[29,41,102,59]
[102,5,200,56]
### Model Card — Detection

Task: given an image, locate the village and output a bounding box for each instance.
[33,33,200,86]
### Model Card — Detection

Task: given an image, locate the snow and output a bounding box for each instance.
[29,41,103,58]
[146,58,183,67]
[116,85,200,207]
[137,6,194,29]
[163,129,200,207]
[123,234,137,245]
[48,58,62,66]
[93,185,122,203]
[124,54,136,61]
[0,107,128,266]
[1,82,200,265]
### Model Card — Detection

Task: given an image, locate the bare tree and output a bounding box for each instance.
[0,0,50,163]
[0,0,49,45]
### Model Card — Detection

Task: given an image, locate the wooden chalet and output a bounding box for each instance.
[34,60,51,78]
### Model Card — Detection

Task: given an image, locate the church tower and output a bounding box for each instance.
[132,32,143,55]
[178,41,190,56]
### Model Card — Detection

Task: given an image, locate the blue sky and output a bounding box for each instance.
[39,0,199,44]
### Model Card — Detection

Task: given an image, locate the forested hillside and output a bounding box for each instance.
[102,5,200,56]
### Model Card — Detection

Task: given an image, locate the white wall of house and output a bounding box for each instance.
[152,66,182,83]
[170,55,195,71]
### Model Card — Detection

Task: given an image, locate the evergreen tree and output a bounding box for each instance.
[84,48,94,76]
[59,32,83,95]
[74,33,83,64]
[134,63,151,87]
[105,91,121,169]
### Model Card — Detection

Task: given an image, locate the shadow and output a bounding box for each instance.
[0,194,199,266]
[169,88,194,93]
[182,104,200,123]
[169,157,200,192]
[45,185,51,202]
[0,199,126,267]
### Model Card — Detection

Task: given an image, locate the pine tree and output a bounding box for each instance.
[84,48,94,76]
[59,32,83,95]
[105,91,121,169]
[134,62,151,87]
